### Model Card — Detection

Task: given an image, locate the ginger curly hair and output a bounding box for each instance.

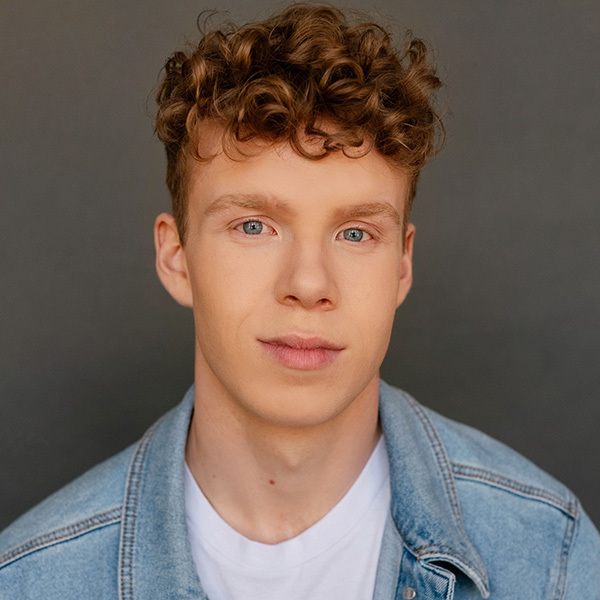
[155,3,444,242]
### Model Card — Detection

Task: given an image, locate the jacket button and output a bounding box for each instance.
[403,588,416,599]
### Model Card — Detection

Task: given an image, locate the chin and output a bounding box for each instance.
[236,375,376,429]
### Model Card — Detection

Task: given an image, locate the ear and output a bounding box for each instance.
[396,223,415,308]
[154,213,193,307]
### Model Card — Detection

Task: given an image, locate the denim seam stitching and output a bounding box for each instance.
[118,417,164,600]
[451,463,579,518]
[552,511,577,599]
[403,394,489,596]
[404,396,463,525]
[420,560,456,600]
[0,507,122,569]
[418,545,478,556]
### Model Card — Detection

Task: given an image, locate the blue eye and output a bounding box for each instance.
[242,221,263,235]
[343,228,364,242]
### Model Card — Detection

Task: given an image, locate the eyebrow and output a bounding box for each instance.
[333,202,402,227]
[203,194,292,218]
[203,193,402,227]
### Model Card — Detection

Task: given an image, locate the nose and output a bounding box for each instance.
[275,240,339,310]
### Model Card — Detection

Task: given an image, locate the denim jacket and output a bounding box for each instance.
[1,380,599,599]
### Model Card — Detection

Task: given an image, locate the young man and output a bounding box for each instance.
[1,4,598,599]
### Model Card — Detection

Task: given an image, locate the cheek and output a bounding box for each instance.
[188,246,277,331]
[343,251,402,304]
[351,289,398,340]
[342,258,401,343]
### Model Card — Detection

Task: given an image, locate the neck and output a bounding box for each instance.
[185,369,382,544]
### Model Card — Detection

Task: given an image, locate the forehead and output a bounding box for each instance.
[187,127,409,218]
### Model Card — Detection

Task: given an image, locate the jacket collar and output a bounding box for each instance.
[119,385,205,600]
[120,381,489,599]
[379,380,489,597]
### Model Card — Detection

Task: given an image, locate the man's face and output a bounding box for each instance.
[162,137,414,428]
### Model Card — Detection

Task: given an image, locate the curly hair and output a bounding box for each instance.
[155,3,444,242]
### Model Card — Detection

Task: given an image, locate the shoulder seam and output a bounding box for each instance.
[452,463,579,519]
[0,506,122,569]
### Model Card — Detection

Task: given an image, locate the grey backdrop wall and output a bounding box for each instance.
[1,0,599,530]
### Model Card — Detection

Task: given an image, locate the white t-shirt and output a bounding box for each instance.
[184,437,391,600]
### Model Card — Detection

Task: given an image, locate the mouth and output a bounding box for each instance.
[258,335,344,370]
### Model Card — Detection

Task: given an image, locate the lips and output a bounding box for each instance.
[258,335,344,370]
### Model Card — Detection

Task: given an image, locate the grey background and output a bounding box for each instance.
[1,0,598,530]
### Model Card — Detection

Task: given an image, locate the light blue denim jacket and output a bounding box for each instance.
[1,381,599,599]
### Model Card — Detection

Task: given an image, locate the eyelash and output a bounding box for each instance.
[336,227,374,242]
[233,219,376,242]
[233,219,276,236]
